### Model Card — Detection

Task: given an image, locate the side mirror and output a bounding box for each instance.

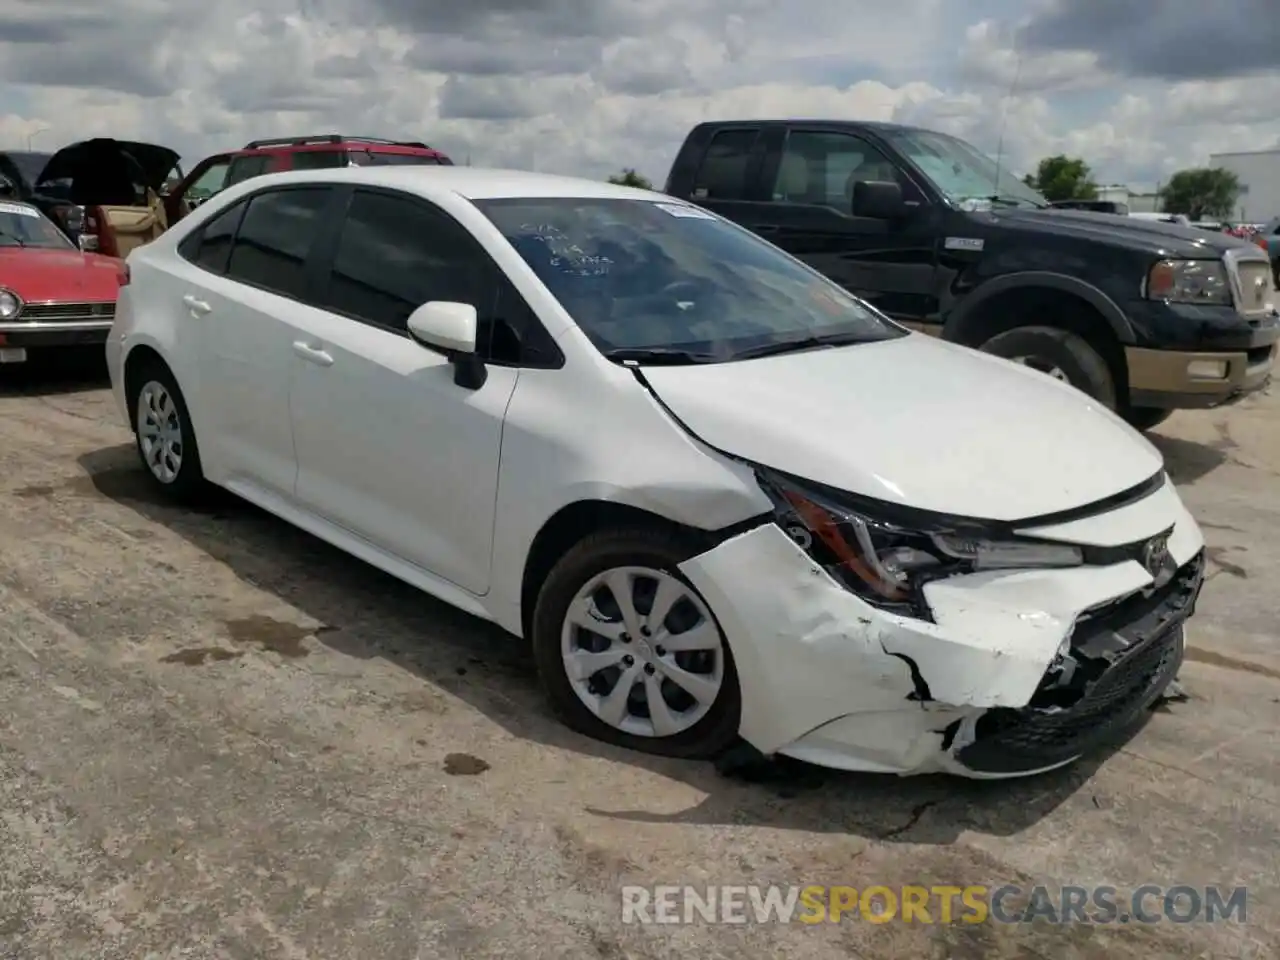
[407,301,487,388]
[851,180,905,219]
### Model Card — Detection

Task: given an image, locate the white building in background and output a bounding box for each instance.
[1209,148,1280,224]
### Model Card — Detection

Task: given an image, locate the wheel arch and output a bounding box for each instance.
[518,498,752,641]
[122,341,172,428]
[945,275,1134,402]
[946,273,1135,346]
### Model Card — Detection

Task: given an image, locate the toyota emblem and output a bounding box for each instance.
[1141,534,1170,576]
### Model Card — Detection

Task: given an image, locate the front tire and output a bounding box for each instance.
[980,325,1117,408]
[1123,406,1174,432]
[128,362,207,504]
[530,527,741,759]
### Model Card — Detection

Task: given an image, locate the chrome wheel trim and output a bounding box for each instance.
[1011,355,1070,382]
[136,380,184,483]
[560,565,725,738]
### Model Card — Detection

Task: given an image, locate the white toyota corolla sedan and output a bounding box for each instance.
[105,166,1205,778]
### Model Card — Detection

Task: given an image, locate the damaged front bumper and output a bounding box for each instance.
[678,483,1204,778]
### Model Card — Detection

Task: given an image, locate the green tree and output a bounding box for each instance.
[1159,168,1241,220]
[1022,155,1099,202]
[607,168,653,190]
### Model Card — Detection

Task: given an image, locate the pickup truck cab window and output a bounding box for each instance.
[772,130,922,209]
[693,128,759,200]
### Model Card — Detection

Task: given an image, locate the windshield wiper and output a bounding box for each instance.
[601,347,719,365]
[729,332,876,361]
[0,229,25,246]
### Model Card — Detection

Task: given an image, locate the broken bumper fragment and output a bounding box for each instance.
[678,480,1204,779]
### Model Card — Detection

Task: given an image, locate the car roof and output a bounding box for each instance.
[226,165,660,202]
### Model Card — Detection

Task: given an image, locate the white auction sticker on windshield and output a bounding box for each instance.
[0,202,38,217]
[653,202,715,219]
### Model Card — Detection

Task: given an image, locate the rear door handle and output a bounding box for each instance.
[292,341,333,366]
[182,294,211,315]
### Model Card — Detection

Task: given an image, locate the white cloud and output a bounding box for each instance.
[0,0,1276,198]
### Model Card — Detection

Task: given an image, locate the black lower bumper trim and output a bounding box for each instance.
[0,328,110,349]
[956,551,1203,775]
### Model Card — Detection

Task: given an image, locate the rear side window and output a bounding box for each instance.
[178,200,247,274]
[225,188,332,299]
[225,155,271,186]
[290,151,347,170]
[693,128,759,200]
[352,151,444,166]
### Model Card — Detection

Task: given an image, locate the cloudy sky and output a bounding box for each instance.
[1,0,1277,190]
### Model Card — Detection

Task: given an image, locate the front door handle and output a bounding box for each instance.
[182,294,211,315]
[292,341,333,366]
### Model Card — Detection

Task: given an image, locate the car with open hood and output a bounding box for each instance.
[106,166,1204,778]
[0,197,127,363]
[29,138,182,259]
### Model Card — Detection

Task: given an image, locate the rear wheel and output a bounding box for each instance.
[979,325,1117,408]
[127,361,207,504]
[530,527,741,759]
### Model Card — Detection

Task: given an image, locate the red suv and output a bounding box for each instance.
[164,135,453,224]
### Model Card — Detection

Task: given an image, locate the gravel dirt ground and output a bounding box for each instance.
[0,350,1276,959]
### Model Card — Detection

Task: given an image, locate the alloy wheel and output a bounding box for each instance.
[136,380,184,483]
[560,566,725,738]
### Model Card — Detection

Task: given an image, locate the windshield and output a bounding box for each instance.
[473,197,903,362]
[881,128,1047,209]
[0,202,74,249]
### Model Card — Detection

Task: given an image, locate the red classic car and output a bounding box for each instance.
[0,198,126,363]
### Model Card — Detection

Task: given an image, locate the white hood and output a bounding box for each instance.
[640,334,1164,521]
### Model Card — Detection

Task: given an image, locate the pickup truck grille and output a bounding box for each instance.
[17,302,115,323]
[1225,251,1274,318]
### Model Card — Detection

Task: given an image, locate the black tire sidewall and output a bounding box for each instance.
[1123,406,1174,431]
[130,364,205,502]
[530,528,742,759]
[980,326,1116,407]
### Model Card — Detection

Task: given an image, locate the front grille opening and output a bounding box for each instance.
[17,302,115,322]
[956,550,1204,774]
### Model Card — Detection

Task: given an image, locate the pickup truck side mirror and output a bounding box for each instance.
[851,180,905,219]
[407,300,488,389]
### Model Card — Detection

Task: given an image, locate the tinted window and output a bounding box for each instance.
[351,151,443,166]
[692,129,758,200]
[320,190,554,364]
[225,155,271,186]
[291,151,346,170]
[475,197,901,362]
[225,188,331,298]
[179,201,246,274]
[772,130,921,209]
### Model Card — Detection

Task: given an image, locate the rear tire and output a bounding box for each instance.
[1123,406,1174,432]
[530,526,741,760]
[980,325,1117,408]
[127,360,208,505]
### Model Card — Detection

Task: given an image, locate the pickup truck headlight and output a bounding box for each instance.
[757,469,1083,620]
[1146,259,1231,305]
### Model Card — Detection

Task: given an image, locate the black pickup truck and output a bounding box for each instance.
[664,120,1278,429]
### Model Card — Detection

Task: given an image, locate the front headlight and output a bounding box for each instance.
[0,289,20,319]
[1145,259,1231,305]
[758,470,1083,619]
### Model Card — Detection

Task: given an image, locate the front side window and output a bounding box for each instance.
[225,188,332,298]
[186,160,230,205]
[474,197,904,362]
[290,151,346,170]
[0,202,74,249]
[225,155,271,187]
[771,130,918,209]
[881,127,1046,209]
[318,189,554,364]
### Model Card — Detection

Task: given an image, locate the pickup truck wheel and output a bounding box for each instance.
[979,326,1116,408]
[1123,406,1173,431]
